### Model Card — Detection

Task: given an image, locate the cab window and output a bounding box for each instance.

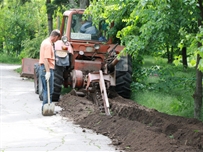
[70,14,107,42]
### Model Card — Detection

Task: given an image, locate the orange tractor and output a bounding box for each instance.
[34,9,132,115]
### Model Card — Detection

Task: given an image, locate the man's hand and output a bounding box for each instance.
[45,72,50,81]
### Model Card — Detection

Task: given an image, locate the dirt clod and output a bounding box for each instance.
[57,93,203,152]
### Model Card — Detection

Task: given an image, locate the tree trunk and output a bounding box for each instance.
[170,46,174,63]
[0,41,3,53]
[80,0,89,9]
[166,45,170,63]
[46,0,53,34]
[182,47,188,68]
[193,0,203,120]
[194,54,202,119]
[167,45,173,64]
[47,13,53,34]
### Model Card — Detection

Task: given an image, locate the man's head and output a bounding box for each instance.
[50,29,61,43]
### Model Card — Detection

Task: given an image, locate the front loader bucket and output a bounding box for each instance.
[21,58,39,78]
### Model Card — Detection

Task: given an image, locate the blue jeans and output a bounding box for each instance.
[39,65,54,110]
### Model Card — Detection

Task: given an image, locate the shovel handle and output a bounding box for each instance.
[47,80,51,104]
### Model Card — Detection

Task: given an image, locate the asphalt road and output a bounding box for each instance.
[0,64,118,152]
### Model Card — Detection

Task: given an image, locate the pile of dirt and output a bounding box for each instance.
[57,93,203,152]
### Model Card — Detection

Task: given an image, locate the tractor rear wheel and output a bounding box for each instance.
[34,63,39,94]
[33,63,43,101]
[115,55,132,99]
[52,65,65,101]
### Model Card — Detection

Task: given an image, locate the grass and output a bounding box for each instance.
[61,87,72,95]
[132,90,194,118]
[0,53,21,64]
[143,55,167,68]
[131,55,203,121]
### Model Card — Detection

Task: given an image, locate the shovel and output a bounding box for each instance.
[42,80,55,116]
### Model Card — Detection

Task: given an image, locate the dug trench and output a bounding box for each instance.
[56,93,203,152]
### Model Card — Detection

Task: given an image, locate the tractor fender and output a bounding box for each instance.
[107,44,124,54]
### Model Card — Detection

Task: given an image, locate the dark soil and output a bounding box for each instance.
[57,93,203,152]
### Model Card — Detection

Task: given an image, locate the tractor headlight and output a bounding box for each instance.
[94,44,100,50]
[62,36,68,43]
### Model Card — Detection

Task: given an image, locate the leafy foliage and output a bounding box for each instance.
[132,56,198,119]
[85,0,201,81]
[0,0,47,59]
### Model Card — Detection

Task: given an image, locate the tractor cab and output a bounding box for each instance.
[60,9,108,43]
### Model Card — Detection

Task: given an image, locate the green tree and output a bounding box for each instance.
[20,0,48,59]
[0,0,47,58]
[86,0,203,119]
